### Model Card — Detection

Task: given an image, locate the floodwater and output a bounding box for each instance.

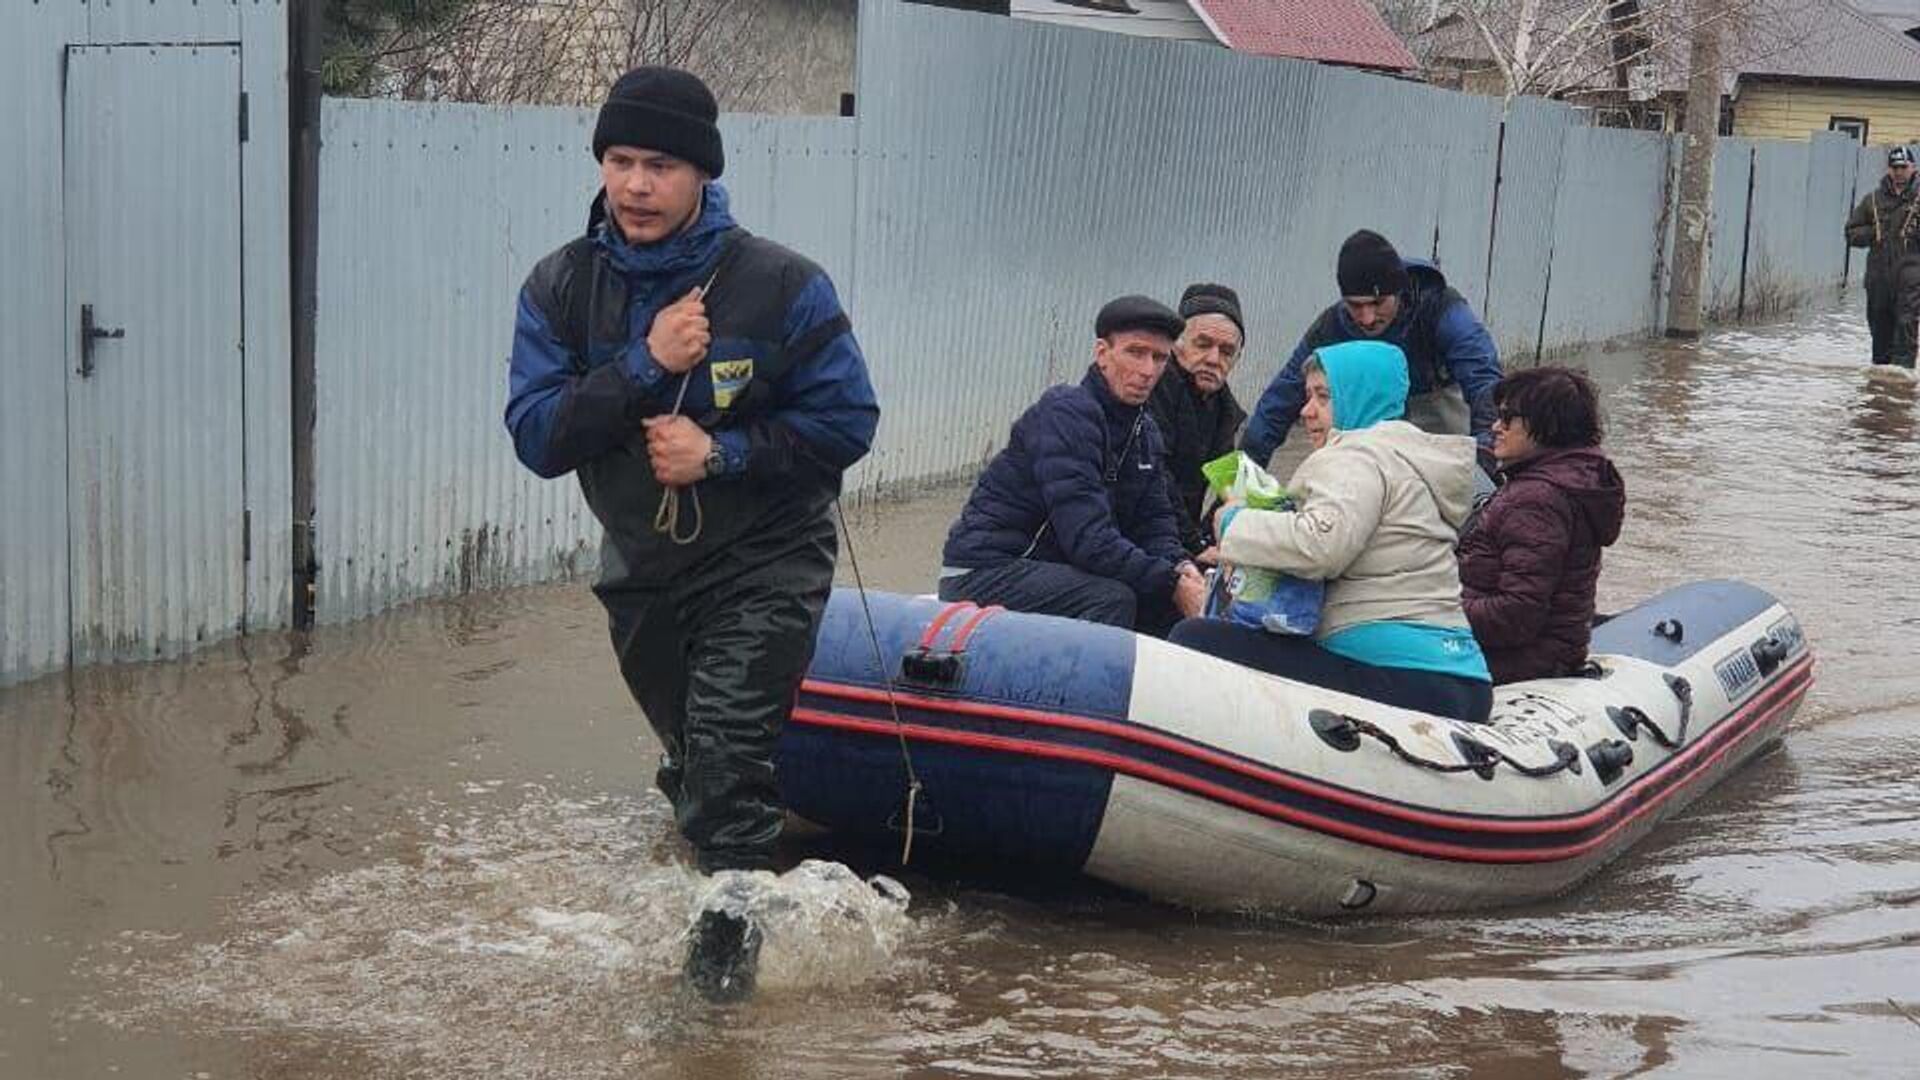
[5,303,1919,1079]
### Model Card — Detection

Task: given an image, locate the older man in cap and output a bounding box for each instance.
[504,65,879,1001]
[1148,282,1250,565]
[1847,144,1920,369]
[940,295,1207,634]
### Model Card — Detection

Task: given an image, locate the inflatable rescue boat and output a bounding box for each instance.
[780,580,1813,915]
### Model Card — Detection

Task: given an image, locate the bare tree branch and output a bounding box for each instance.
[331,0,843,113]
[1441,0,1827,111]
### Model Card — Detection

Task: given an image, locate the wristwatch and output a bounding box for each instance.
[703,444,727,478]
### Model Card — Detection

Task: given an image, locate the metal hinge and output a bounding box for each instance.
[243,509,252,563]
[239,92,249,143]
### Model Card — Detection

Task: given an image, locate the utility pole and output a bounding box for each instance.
[1665,0,1723,338]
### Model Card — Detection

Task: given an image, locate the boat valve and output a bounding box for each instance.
[1587,738,1635,785]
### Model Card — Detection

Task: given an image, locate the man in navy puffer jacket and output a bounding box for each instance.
[940,296,1207,634]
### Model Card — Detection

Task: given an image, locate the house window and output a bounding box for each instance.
[1641,108,1667,132]
[1830,116,1870,142]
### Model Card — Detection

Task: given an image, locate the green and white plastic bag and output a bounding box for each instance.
[1200,452,1324,636]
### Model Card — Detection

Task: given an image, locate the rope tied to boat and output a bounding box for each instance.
[1312,710,1581,781]
[833,499,924,866]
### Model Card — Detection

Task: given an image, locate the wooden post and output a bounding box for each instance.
[1665,2,1723,338]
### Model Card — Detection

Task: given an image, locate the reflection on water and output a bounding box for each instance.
[4,303,1919,1079]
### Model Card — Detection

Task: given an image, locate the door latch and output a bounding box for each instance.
[79,303,125,378]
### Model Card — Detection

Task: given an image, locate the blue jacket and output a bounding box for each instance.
[942,366,1188,599]
[1242,259,1500,463]
[504,184,878,585]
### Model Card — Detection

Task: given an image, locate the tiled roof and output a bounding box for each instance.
[1740,0,1920,83]
[1189,0,1420,71]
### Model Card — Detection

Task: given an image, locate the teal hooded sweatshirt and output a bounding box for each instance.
[1312,341,1490,683]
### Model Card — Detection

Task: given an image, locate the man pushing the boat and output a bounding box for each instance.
[503,65,879,1002]
[938,295,1208,635]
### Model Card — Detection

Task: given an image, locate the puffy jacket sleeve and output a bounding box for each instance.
[1461,493,1572,647]
[504,271,674,480]
[1240,331,1316,467]
[1217,443,1384,580]
[1030,398,1181,598]
[1434,299,1502,448]
[707,269,879,480]
[1847,192,1878,249]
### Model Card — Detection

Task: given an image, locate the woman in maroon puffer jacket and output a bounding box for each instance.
[1457,367,1625,683]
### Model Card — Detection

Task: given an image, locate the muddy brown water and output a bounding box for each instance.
[4,304,1918,1079]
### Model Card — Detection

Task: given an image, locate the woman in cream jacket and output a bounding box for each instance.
[1169,340,1492,723]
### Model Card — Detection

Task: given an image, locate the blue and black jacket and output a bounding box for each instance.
[505,184,879,587]
[1242,259,1500,463]
[942,366,1189,600]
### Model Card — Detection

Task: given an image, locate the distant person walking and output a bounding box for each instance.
[1846,144,1920,369]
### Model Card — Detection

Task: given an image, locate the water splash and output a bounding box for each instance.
[76,792,915,1077]
[685,861,913,992]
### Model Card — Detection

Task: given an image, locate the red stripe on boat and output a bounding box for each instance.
[791,658,1812,863]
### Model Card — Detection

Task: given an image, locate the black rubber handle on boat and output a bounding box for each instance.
[900,648,964,688]
[1750,633,1791,676]
[1665,674,1693,740]
[1608,705,1683,750]
[1309,709,1362,752]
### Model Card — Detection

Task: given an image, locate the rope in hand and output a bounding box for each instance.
[833,498,924,866]
[652,263,725,546]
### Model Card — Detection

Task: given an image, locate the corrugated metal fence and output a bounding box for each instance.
[0,0,1872,680]
[1,1,290,688]
[308,0,1859,627]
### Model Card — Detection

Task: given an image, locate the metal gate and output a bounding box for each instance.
[63,44,248,664]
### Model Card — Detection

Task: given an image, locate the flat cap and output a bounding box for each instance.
[1095,295,1184,340]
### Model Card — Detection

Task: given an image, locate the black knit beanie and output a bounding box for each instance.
[1336,230,1410,299]
[592,66,725,178]
[1178,282,1245,342]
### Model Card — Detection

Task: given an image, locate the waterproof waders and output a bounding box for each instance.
[598,529,834,872]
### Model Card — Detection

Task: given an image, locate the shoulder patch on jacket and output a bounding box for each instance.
[711,358,755,409]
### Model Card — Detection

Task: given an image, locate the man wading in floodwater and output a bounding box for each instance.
[504,67,879,1001]
[1846,145,1920,370]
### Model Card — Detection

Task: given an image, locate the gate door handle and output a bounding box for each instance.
[79,303,125,378]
